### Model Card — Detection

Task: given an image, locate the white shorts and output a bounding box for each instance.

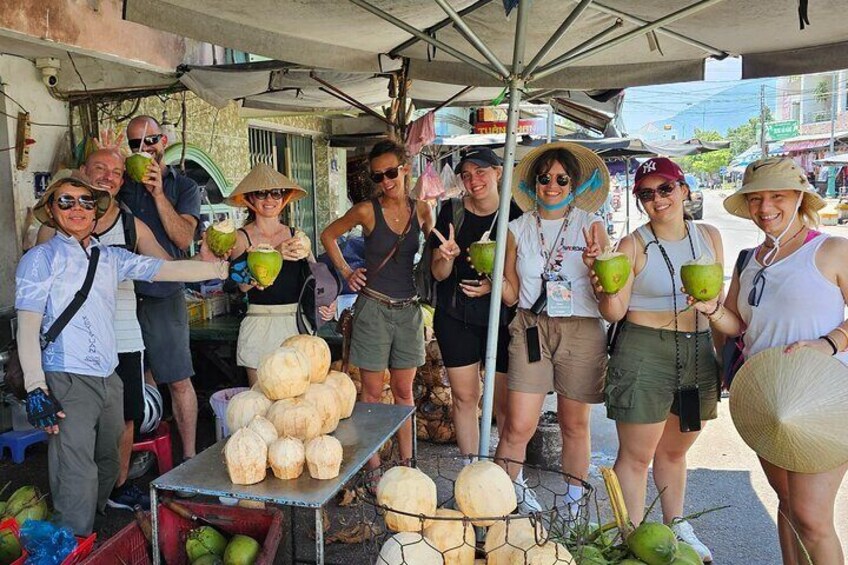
[236,303,299,369]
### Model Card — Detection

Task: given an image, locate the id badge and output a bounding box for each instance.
[546,277,573,317]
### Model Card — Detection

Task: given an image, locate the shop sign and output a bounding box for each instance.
[767,120,800,141]
[474,118,546,135]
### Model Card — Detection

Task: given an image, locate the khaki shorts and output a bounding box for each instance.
[606,321,720,424]
[237,304,299,369]
[507,309,607,403]
[349,295,425,371]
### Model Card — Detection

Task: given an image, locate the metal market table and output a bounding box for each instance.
[149,403,415,565]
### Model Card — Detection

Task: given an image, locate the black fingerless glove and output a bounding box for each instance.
[26,388,63,429]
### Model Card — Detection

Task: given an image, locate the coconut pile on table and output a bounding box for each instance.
[223,334,356,484]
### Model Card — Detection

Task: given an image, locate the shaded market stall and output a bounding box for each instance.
[123,0,848,489]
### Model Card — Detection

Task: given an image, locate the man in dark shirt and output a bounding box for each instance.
[120,115,201,462]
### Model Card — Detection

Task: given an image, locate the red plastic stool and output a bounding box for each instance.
[131,421,173,475]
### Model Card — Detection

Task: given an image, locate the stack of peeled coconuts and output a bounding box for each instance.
[375,460,572,565]
[223,334,358,484]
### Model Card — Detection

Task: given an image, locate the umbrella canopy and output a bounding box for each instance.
[814,153,848,167]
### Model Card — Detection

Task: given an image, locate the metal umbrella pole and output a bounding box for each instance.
[625,156,631,233]
[479,0,531,457]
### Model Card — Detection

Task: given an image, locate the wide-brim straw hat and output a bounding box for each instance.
[512,141,610,213]
[33,169,111,226]
[730,346,848,473]
[724,157,825,219]
[226,163,307,207]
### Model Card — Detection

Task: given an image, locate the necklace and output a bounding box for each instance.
[762,225,806,249]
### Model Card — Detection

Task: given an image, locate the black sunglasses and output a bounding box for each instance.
[536,173,571,187]
[252,189,286,201]
[370,166,402,184]
[636,181,678,203]
[128,134,163,150]
[55,193,98,211]
[747,266,767,307]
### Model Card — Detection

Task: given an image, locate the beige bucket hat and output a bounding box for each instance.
[226,163,307,207]
[512,142,610,213]
[730,346,848,473]
[723,157,825,219]
[33,169,111,226]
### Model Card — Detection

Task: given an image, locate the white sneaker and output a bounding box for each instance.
[514,476,543,514]
[671,519,713,563]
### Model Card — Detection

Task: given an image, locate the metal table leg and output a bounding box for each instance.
[150,486,160,565]
[412,411,418,460]
[315,507,324,565]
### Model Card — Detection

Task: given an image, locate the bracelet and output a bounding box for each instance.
[832,326,848,351]
[708,306,725,323]
[706,300,722,317]
[820,335,839,355]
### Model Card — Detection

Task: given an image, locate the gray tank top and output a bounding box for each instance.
[629,221,714,312]
[364,198,420,299]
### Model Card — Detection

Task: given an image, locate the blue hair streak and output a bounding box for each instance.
[519,168,604,211]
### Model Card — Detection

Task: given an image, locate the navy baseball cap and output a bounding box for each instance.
[454,147,503,173]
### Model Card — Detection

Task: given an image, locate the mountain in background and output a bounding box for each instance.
[625,78,777,141]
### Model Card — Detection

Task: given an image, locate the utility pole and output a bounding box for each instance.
[760,84,768,158]
[827,72,838,198]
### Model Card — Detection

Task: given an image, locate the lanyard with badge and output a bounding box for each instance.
[531,208,574,317]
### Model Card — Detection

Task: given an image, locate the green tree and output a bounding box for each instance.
[726,107,773,157]
[677,129,731,174]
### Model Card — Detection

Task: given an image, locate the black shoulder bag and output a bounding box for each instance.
[720,248,754,391]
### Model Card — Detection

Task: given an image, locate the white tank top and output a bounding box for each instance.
[629,221,714,312]
[508,209,602,317]
[737,234,848,365]
[97,214,145,353]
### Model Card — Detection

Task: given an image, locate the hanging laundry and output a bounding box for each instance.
[405,111,436,157]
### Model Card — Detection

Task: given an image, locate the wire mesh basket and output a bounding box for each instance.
[356,455,595,564]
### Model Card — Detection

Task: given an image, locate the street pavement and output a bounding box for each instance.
[574,189,848,564]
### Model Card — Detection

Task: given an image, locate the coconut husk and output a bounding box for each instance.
[425,417,455,444]
[430,385,453,407]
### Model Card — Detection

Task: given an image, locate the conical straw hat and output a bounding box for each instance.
[226,163,307,207]
[730,346,848,473]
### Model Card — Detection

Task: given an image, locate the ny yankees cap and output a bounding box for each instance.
[633,157,685,191]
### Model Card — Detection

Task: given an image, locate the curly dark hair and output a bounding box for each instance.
[368,139,408,165]
[532,148,581,184]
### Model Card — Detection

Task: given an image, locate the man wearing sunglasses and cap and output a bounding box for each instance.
[15,170,227,536]
[120,115,203,464]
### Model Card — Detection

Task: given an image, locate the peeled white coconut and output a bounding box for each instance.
[226,390,273,434]
[485,516,547,565]
[291,229,312,260]
[247,414,278,447]
[454,461,517,526]
[377,466,438,532]
[224,428,267,485]
[268,436,306,480]
[256,346,311,399]
[301,383,342,434]
[304,435,343,480]
[282,334,331,383]
[265,398,322,442]
[378,532,444,565]
[508,541,573,565]
[422,508,475,565]
[325,370,357,419]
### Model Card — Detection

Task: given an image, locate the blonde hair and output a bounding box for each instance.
[799,196,821,228]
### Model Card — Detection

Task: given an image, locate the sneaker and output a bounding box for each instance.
[107,484,151,511]
[127,452,155,480]
[671,519,713,563]
[514,476,543,514]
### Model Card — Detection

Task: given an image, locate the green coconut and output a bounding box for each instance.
[593,250,631,294]
[0,528,22,565]
[2,486,45,525]
[223,534,261,565]
[192,555,225,565]
[468,239,496,276]
[126,152,153,182]
[675,542,703,564]
[573,544,609,564]
[186,526,228,562]
[247,244,284,287]
[626,523,679,565]
[680,257,723,302]
[619,560,649,565]
[206,219,238,257]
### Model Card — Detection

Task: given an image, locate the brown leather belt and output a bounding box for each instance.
[360,287,418,310]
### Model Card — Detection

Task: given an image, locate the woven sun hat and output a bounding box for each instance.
[512,141,610,213]
[33,169,111,226]
[729,346,848,473]
[225,163,307,207]
[723,157,825,219]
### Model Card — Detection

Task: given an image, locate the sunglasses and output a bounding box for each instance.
[370,166,402,184]
[747,266,766,307]
[635,181,678,202]
[128,134,163,151]
[536,173,571,187]
[251,189,286,201]
[55,193,98,211]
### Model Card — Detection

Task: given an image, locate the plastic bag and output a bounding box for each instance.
[20,520,77,565]
[440,162,461,197]
[412,161,445,202]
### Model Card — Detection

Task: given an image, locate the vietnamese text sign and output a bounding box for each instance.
[767,120,799,141]
[474,118,546,135]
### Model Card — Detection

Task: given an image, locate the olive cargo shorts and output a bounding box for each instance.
[349,295,425,371]
[606,321,720,424]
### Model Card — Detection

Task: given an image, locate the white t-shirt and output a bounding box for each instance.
[508,209,603,317]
